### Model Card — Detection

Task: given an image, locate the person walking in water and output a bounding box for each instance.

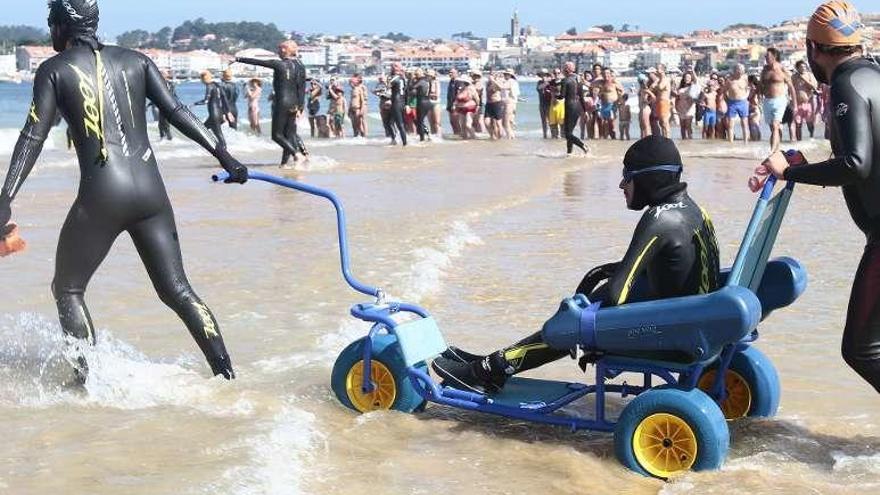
[761,47,797,152]
[0,0,249,381]
[245,78,263,135]
[235,40,308,165]
[194,71,234,148]
[388,62,408,146]
[561,62,588,155]
[220,69,240,131]
[762,0,880,395]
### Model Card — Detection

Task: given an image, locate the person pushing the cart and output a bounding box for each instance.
[433,136,721,393]
[762,1,880,394]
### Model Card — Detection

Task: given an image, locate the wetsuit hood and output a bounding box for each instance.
[48,0,101,52]
[623,135,684,210]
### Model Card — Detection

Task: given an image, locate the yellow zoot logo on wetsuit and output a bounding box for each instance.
[67,63,102,140]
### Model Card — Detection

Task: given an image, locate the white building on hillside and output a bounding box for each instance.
[137,49,173,72]
[16,46,56,72]
[232,48,275,77]
[637,49,685,70]
[603,50,639,73]
[172,50,222,77]
[0,54,16,75]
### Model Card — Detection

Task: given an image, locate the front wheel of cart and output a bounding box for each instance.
[331,334,427,413]
[614,387,729,479]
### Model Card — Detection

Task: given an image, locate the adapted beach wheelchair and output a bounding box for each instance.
[214,171,806,479]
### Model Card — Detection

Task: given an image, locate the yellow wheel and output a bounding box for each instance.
[698,369,752,420]
[345,360,397,412]
[632,413,698,478]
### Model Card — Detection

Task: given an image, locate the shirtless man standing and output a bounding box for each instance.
[761,47,797,152]
[348,74,367,138]
[327,79,346,138]
[600,68,624,139]
[724,63,751,143]
[649,64,672,138]
[700,79,719,140]
[792,60,819,141]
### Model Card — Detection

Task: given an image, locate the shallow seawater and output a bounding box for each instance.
[0,101,877,495]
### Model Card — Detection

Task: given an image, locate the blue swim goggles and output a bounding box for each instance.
[622,164,683,183]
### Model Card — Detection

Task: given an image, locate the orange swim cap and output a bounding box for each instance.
[807,1,865,46]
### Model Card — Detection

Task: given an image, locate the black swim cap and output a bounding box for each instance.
[48,0,99,29]
[48,0,100,50]
[623,136,684,210]
[623,135,683,172]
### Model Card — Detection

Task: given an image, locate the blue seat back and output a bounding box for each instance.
[726,180,795,293]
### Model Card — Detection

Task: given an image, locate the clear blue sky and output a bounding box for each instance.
[7,0,880,38]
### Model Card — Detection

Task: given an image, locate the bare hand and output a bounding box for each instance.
[227,113,236,124]
[762,150,790,179]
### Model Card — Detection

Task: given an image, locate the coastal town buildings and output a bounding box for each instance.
[6,10,878,80]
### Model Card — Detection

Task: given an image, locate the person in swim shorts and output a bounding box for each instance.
[761,47,797,152]
[725,64,751,143]
[700,79,719,140]
[763,0,880,395]
[600,67,624,140]
[432,136,720,393]
[548,68,565,139]
[0,0,249,380]
[792,60,819,140]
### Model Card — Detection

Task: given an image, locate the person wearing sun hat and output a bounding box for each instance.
[762,1,880,394]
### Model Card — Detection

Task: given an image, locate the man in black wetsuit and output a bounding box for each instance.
[764,1,880,394]
[195,70,233,148]
[447,68,462,136]
[412,68,432,142]
[235,40,308,165]
[0,0,248,380]
[536,69,551,139]
[561,62,588,155]
[147,69,175,141]
[388,62,408,146]
[433,136,720,393]
[221,69,240,131]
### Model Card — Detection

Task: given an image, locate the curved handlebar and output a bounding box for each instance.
[213,170,382,299]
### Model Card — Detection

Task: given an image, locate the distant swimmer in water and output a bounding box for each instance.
[195,70,233,148]
[433,136,719,393]
[235,40,308,165]
[0,0,248,380]
[762,1,880,394]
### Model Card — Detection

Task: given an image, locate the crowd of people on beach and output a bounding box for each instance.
[531,49,825,154]
[182,44,827,159]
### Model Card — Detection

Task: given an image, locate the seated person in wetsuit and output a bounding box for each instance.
[432,136,721,393]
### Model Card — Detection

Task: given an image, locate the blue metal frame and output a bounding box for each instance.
[215,169,796,433]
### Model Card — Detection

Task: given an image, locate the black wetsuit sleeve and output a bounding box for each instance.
[1,63,58,204]
[194,84,209,106]
[784,76,873,186]
[144,58,227,154]
[217,85,230,115]
[298,62,307,110]
[603,213,665,307]
[236,57,282,70]
[576,262,620,296]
